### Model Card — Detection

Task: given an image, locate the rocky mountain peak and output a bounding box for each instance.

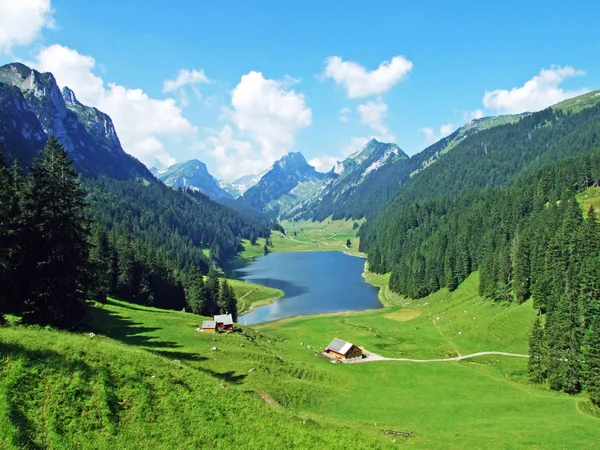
[274,152,309,170]
[62,86,82,106]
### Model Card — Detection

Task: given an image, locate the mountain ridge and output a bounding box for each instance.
[151,158,234,201]
[0,62,153,181]
[241,151,326,215]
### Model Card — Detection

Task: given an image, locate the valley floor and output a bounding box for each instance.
[2,272,599,448]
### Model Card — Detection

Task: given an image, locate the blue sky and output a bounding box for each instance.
[1,0,599,179]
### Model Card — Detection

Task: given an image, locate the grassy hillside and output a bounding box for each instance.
[0,302,387,449]
[229,279,283,315]
[2,275,599,448]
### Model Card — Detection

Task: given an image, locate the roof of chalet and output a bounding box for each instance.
[325,338,355,355]
[214,314,233,326]
[201,320,216,328]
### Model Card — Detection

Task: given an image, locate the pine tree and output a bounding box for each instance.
[0,159,25,316]
[184,267,205,314]
[217,279,238,321]
[528,316,546,383]
[18,137,90,328]
[583,317,600,406]
[88,226,112,302]
[512,230,531,303]
[202,267,220,316]
[0,154,12,319]
[116,235,136,300]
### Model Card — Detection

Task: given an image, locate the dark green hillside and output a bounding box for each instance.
[309,92,600,222]
[364,148,600,404]
[86,178,271,267]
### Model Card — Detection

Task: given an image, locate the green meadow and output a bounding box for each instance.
[237,218,365,261]
[229,279,283,315]
[2,271,599,448]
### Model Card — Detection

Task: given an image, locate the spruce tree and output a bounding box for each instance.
[18,137,90,328]
[0,154,11,319]
[217,278,237,321]
[184,267,205,314]
[203,267,220,316]
[88,226,112,302]
[584,316,600,406]
[528,316,546,383]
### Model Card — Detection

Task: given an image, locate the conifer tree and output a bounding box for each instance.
[184,267,205,314]
[203,267,220,316]
[217,278,238,321]
[18,137,90,328]
[88,226,112,302]
[512,230,531,303]
[528,316,546,383]
[583,316,600,406]
[0,153,13,319]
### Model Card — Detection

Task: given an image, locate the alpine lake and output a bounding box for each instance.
[231,251,382,324]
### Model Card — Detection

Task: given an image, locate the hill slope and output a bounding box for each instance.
[301,115,524,221]
[2,280,599,448]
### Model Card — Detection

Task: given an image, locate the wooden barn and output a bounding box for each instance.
[201,320,217,333]
[324,338,363,359]
[214,314,234,331]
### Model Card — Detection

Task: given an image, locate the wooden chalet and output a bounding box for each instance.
[201,320,217,333]
[324,338,363,359]
[214,314,234,331]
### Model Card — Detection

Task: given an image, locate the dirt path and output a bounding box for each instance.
[344,349,529,364]
[238,290,252,314]
[257,391,279,407]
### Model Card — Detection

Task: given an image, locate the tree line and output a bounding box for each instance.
[0,138,239,328]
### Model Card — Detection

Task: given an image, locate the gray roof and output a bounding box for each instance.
[325,338,354,355]
[202,320,216,328]
[214,314,233,325]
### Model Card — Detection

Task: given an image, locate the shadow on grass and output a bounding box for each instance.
[198,367,247,384]
[0,342,119,449]
[87,307,182,350]
[151,350,207,362]
[102,298,176,313]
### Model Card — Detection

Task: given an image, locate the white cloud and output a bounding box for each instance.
[323,55,413,98]
[308,154,338,173]
[34,44,196,168]
[163,68,211,92]
[463,109,485,121]
[357,98,395,141]
[483,66,588,114]
[202,125,258,180]
[0,0,54,54]
[339,107,351,122]
[203,71,312,180]
[341,137,370,157]
[420,123,455,144]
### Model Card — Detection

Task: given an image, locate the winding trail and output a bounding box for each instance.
[344,349,529,364]
[238,290,253,314]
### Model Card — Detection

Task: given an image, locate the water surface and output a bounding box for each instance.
[233,251,382,324]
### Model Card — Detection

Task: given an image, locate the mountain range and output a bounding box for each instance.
[3,60,600,231]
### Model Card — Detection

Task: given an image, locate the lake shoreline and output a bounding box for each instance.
[233,251,382,324]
